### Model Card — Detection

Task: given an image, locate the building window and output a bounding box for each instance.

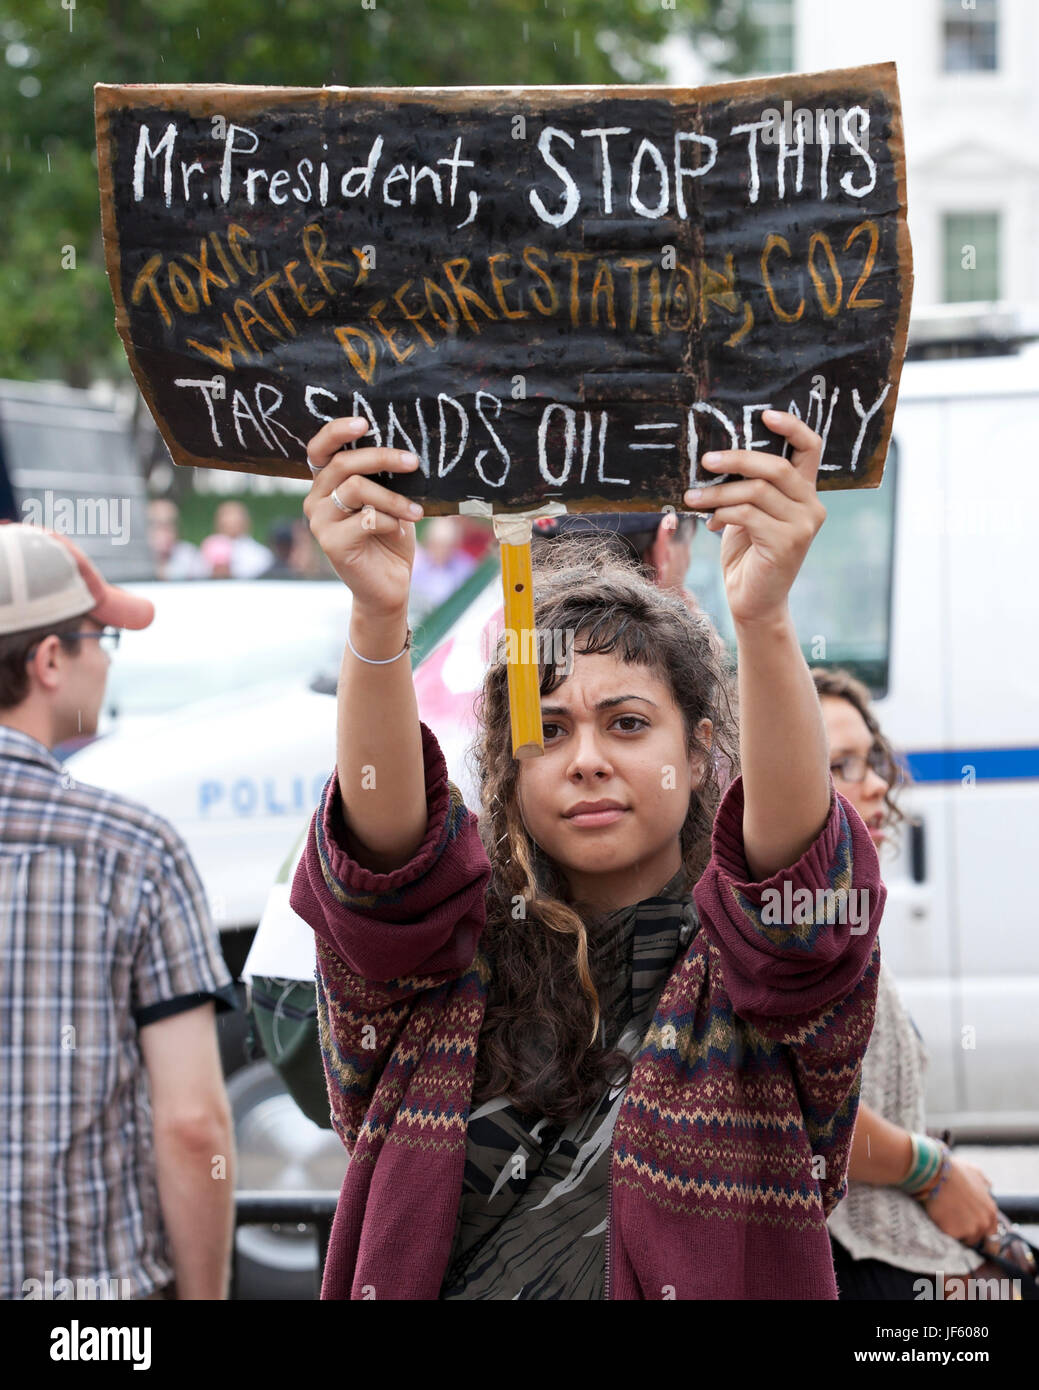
[747,0,795,74]
[943,212,1000,302]
[943,0,999,72]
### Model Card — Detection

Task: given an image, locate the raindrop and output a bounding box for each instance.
[19,75,41,99]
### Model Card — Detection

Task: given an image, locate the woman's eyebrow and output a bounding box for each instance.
[541,695,659,716]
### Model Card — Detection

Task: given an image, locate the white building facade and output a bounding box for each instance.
[682,0,1039,312]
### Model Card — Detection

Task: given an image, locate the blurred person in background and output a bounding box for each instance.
[813,668,1028,1298]
[534,512,703,615]
[262,518,331,580]
[262,520,299,579]
[0,523,237,1300]
[199,533,234,579]
[147,499,206,581]
[456,515,495,564]
[410,515,478,620]
[534,511,725,662]
[288,517,330,578]
[202,500,272,579]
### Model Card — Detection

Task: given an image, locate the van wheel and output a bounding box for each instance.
[226,1060,346,1300]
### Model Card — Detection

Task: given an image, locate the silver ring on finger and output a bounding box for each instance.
[331,486,357,515]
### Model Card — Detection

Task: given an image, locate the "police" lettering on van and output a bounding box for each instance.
[198,773,328,817]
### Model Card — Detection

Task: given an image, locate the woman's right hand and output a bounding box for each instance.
[302,417,424,616]
[923,1158,1000,1246]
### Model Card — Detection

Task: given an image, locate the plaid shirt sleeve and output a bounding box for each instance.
[132,823,238,1028]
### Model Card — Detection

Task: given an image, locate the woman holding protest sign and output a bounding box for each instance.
[290,408,884,1300]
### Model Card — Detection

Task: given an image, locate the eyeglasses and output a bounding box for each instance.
[25,627,121,660]
[62,628,121,654]
[830,746,892,784]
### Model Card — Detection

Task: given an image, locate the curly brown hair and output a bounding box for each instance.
[467,536,739,1123]
[809,666,911,835]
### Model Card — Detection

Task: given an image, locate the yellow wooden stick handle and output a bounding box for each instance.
[496,526,543,761]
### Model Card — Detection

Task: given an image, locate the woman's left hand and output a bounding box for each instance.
[684,410,826,626]
[925,1159,1000,1246]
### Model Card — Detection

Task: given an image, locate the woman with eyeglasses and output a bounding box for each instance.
[812,667,1008,1299]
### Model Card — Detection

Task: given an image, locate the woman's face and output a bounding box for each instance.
[820,695,891,848]
[515,648,711,912]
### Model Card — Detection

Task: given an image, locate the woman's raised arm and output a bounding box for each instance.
[684,409,830,880]
[304,417,430,874]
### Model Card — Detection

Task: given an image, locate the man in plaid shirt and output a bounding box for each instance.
[0,522,237,1300]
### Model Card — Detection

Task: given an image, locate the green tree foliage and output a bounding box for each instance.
[0,0,758,384]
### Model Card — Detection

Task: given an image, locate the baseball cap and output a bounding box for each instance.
[0,522,155,638]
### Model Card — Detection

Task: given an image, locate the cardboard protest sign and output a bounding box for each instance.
[95,63,912,514]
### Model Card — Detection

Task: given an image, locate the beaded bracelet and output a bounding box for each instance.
[916,1148,953,1206]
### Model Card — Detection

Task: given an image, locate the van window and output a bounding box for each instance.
[684,441,898,697]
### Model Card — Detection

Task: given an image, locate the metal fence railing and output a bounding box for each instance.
[232,1190,1039,1301]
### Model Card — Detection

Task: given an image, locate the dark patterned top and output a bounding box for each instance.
[439,867,698,1300]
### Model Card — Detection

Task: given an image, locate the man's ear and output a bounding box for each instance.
[28,635,64,694]
[647,522,669,580]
